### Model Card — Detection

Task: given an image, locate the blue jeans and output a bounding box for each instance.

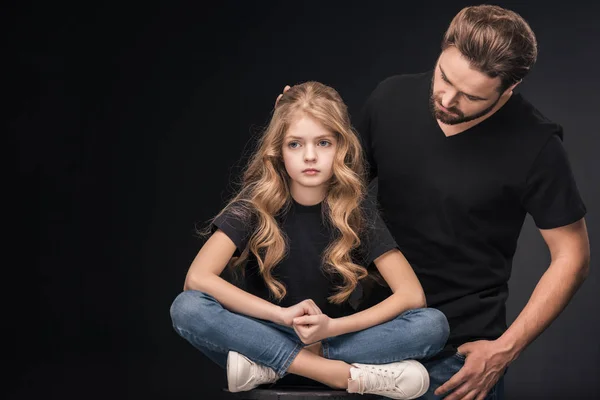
[170,290,449,378]
[417,352,505,400]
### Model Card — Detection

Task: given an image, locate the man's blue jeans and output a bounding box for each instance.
[170,290,449,378]
[418,352,505,400]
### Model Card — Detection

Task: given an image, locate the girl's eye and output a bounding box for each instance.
[318,140,331,147]
[288,142,300,149]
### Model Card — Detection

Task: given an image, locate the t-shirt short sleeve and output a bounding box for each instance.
[211,204,253,254]
[360,197,400,266]
[521,133,587,229]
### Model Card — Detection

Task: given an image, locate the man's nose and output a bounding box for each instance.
[440,90,458,108]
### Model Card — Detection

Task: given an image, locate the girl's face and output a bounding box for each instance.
[282,113,337,202]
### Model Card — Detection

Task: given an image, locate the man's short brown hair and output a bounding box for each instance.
[442,5,538,92]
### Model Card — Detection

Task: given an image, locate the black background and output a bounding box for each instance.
[9,1,599,399]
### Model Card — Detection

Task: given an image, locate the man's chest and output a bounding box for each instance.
[372,124,523,213]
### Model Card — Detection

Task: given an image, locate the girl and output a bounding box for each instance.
[170,82,449,399]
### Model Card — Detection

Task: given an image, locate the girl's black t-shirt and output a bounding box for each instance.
[212,198,399,318]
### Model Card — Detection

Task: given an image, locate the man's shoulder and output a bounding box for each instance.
[370,71,431,100]
[507,93,564,141]
[378,71,430,85]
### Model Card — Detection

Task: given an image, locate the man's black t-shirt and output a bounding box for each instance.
[212,198,399,318]
[357,71,587,356]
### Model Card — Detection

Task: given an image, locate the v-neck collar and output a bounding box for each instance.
[426,77,519,140]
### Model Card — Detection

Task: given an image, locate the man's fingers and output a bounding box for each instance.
[475,390,489,400]
[434,369,467,396]
[275,85,292,107]
[453,388,479,400]
[441,382,474,400]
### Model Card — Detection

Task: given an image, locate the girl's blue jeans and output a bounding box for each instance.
[170,290,450,378]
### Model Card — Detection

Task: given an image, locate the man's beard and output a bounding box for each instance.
[429,82,501,125]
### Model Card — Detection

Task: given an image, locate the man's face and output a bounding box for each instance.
[430,46,505,125]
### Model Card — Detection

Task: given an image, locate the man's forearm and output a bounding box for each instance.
[496,256,589,361]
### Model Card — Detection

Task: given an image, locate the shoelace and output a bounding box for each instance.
[253,363,277,384]
[360,367,397,394]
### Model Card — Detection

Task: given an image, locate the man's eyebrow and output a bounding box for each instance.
[439,64,489,101]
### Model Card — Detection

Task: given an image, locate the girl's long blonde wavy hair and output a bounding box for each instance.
[210,81,370,304]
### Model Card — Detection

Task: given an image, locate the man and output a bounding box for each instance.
[277,5,589,399]
[351,4,590,400]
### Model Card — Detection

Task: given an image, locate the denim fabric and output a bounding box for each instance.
[170,290,449,378]
[417,352,505,400]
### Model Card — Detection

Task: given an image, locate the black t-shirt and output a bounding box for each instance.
[212,198,399,319]
[357,71,587,356]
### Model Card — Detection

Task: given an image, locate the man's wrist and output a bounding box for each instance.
[494,332,525,363]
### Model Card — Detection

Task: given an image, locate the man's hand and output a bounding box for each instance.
[278,299,322,327]
[292,314,335,344]
[275,85,291,107]
[434,340,513,400]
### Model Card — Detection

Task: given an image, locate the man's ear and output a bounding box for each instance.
[505,79,522,94]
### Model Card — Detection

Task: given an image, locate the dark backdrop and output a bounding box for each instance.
[9,1,599,399]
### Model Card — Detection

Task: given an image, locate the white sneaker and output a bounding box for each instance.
[347,359,429,399]
[227,351,279,393]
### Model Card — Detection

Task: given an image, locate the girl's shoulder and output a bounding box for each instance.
[359,195,384,225]
[355,195,398,261]
[219,199,255,221]
[211,199,257,252]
